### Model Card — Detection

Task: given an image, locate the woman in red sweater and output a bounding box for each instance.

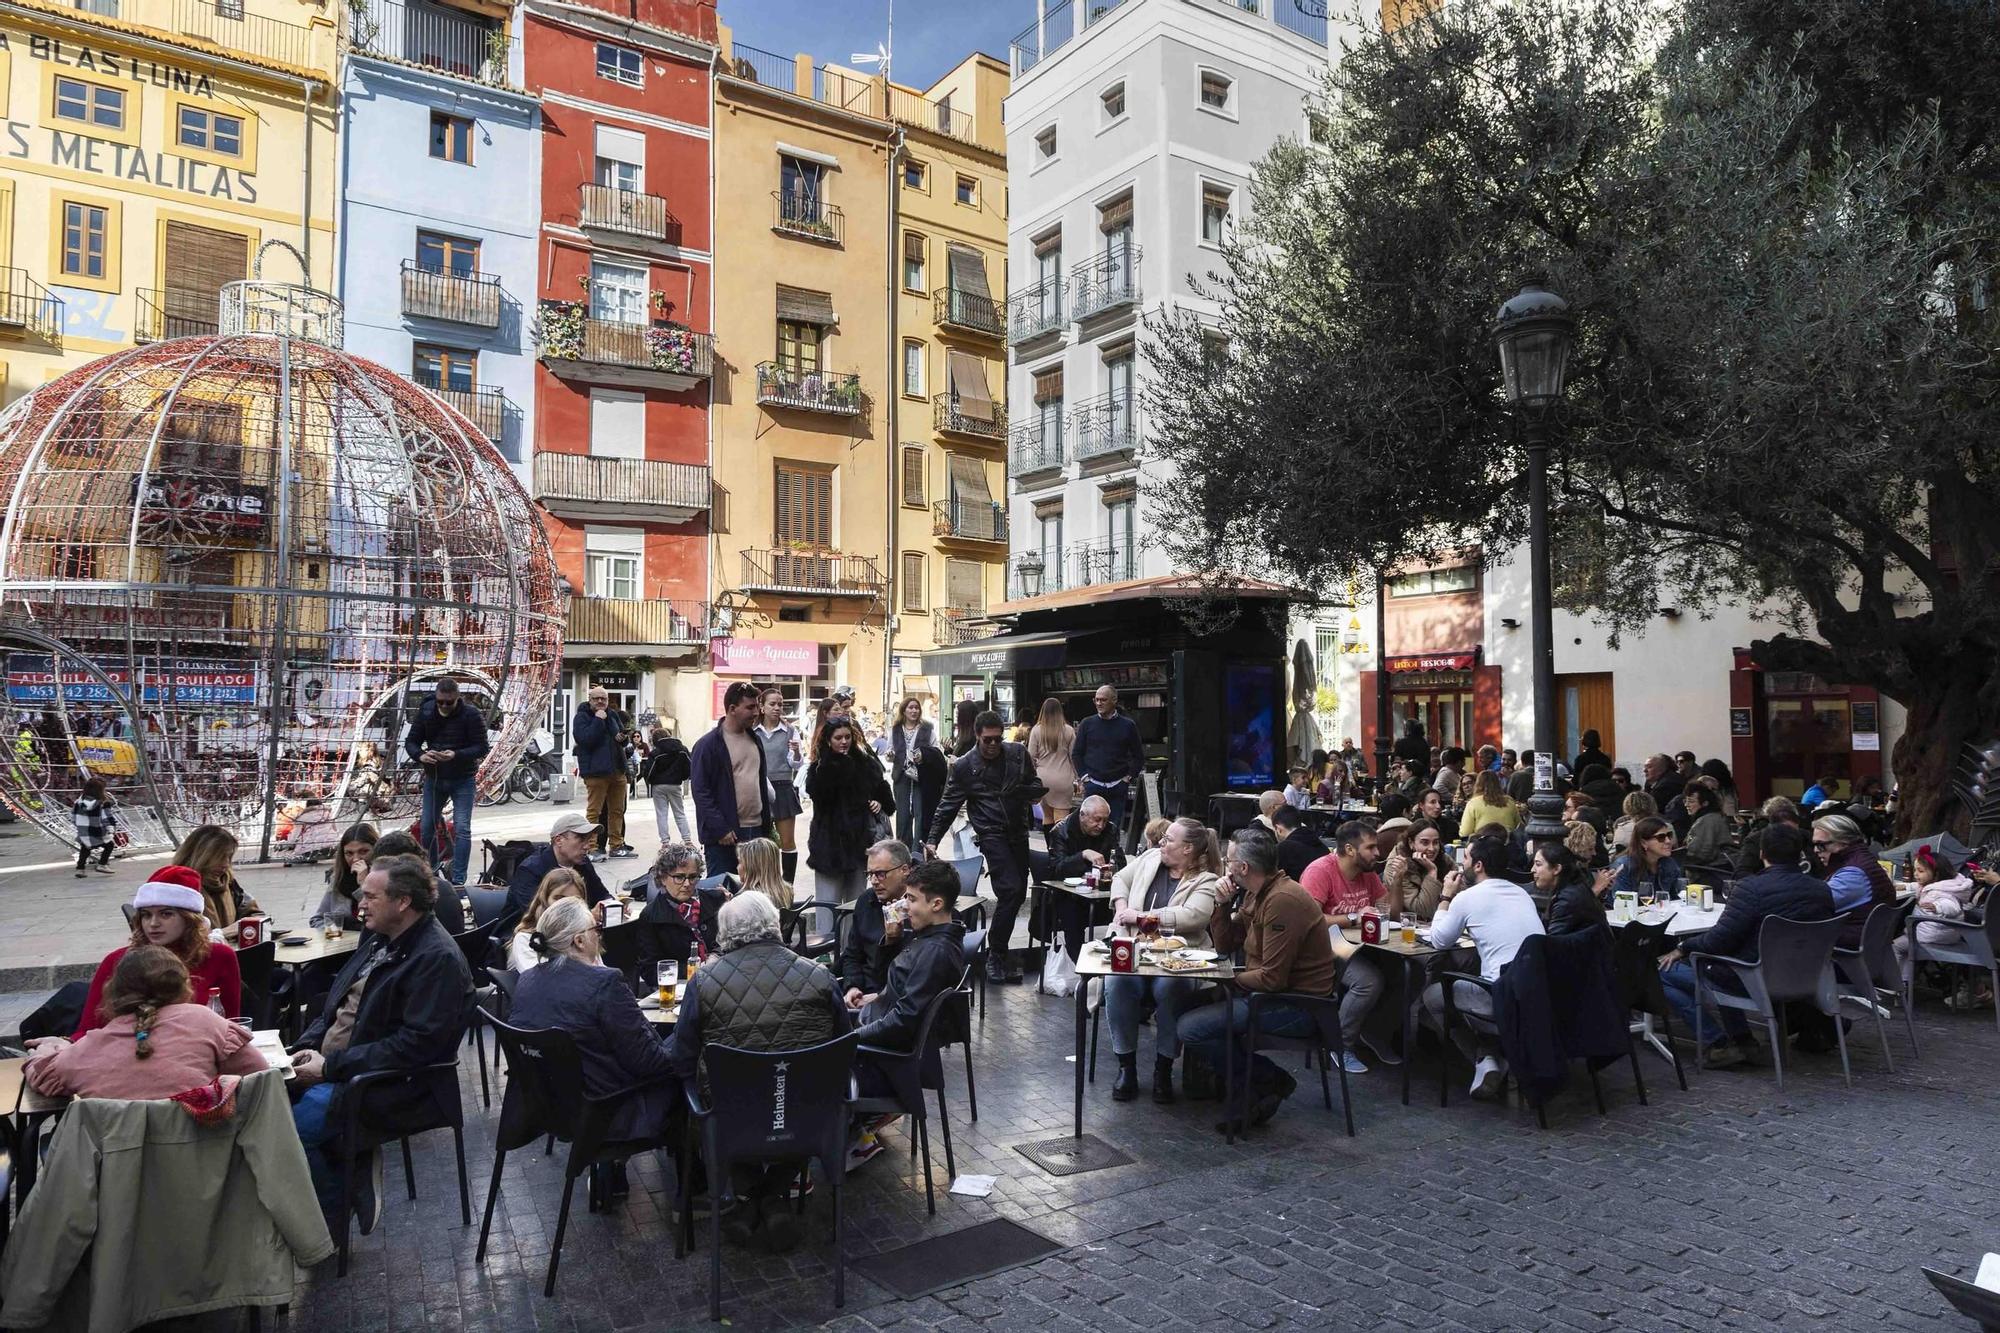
[66,866,240,1040]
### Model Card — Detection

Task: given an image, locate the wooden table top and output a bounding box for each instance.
[271,930,361,966]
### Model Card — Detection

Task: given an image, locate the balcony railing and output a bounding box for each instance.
[414,375,508,443]
[579,183,681,244]
[348,0,511,84]
[133,287,217,343]
[537,303,715,388]
[173,0,317,68]
[755,362,864,415]
[935,287,1003,338]
[0,268,62,342]
[933,609,990,645]
[533,451,712,524]
[1008,416,1066,477]
[888,86,975,142]
[933,392,1005,442]
[1071,391,1138,461]
[1009,0,1074,74]
[724,41,800,93]
[933,500,1006,544]
[567,596,708,647]
[740,549,884,597]
[1007,277,1065,344]
[1070,246,1142,320]
[1008,540,1136,599]
[401,260,502,328]
[772,192,844,246]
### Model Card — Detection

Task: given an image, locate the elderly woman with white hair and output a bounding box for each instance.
[1812,812,1897,945]
[509,896,679,1198]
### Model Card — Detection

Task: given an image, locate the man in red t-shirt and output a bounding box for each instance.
[1299,821,1394,1072]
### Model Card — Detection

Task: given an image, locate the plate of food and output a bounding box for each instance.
[1064,877,1085,887]
[1139,935,1187,952]
[1154,954,1214,973]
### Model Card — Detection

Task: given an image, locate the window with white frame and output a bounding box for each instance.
[1100,81,1126,122]
[593,124,645,193]
[1200,182,1233,245]
[588,390,644,460]
[1034,126,1057,161]
[903,232,926,291]
[1198,70,1234,112]
[585,528,643,600]
[902,340,925,397]
[596,42,642,86]
[1387,565,1478,597]
[589,259,647,325]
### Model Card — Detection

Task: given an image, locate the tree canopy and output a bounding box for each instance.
[1144,0,2000,834]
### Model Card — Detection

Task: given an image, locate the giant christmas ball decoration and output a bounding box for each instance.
[0,255,563,861]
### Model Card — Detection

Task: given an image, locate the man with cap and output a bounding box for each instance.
[402,675,489,889]
[503,811,611,922]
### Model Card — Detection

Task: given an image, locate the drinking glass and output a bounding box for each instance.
[656,961,679,1006]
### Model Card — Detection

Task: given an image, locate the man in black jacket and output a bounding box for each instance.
[503,812,610,921]
[1655,822,1833,1067]
[926,711,1045,983]
[289,854,473,1233]
[1035,796,1119,959]
[840,840,912,993]
[403,676,489,889]
[1270,805,1331,882]
[1069,685,1144,836]
[848,859,967,1096]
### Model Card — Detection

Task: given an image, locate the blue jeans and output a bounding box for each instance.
[422,772,476,887]
[1179,995,1318,1114]
[1105,974,1198,1058]
[703,826,764,877]
[1659,960,1748,1045]
[291,1083,344,1221]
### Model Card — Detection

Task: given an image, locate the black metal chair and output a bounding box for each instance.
[452,925,499,1107]
[475,1016,682,1297]
[1691,914,1851,1090]
[233,940,277,1031]
[1835,898,1919,1069]
[1612,918,1687,1091]
[849,973,966,1215]
[336,1060,470,1276]
[943,931,983,1122]
[1220,990,1356,1144]
[780,903,837,958]
[954,902,989,1023]
[677,1034,859,1322]
[598,919,642,989]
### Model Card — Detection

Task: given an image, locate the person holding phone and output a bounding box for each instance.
[403,675,488,888]
[574,686,635,862]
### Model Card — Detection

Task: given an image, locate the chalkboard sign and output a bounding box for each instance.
[1852,702,1878,734]
[1730,707,1753,737]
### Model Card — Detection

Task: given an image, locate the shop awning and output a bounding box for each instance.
[919,629,1069,677]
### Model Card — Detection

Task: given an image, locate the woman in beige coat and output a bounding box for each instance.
[1102,816,1224,1103]
[1026,697,1078,832]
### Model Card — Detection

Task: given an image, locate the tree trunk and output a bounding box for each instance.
[1887,663,2000,844]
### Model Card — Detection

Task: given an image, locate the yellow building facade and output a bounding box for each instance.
[0,0,336,403]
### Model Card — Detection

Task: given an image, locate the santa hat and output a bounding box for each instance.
[132,865,205,913]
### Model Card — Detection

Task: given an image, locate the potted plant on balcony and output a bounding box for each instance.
[830,378,864,412]
[534,300,586,361]
[645,324,700,375]
[482,27,508,84]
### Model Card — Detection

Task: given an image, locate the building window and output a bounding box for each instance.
[776,319,822,375]
[1306,107,1332,145]
[588,389,644,460]
[780,155,826,222]
[593,123,646,194]
[956,175,977,207]
[1105,497,1136,577]
[1201,183,1233,244]
[775,463,832,548]
[903,159,926,190]
[413,343,476,392]
[901,446,926,507]
[902,340,925,397]
[903,233,926,291]
[901,552,925,612]
[53,76,125,130]
[595,42,642,86]
[415,231,479,275]
[1037,507,1063,574]
[176,106,243,156]
[1100,81,1126,122]
[429,112,472,163]
[1034,126,1057,161]
[589,259,647,325]
[60,202,108,280]
[1199,70,1234,112]
[1387,565,1478,597]
[585,543,641,601]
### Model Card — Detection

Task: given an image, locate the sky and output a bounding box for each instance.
[719,0,1038,89]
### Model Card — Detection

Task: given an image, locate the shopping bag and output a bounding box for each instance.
[1041,946,1079,998]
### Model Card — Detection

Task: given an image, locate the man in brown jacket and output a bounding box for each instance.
[1178,827,1340,1134]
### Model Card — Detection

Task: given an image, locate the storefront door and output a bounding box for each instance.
[1765,680,1852,800]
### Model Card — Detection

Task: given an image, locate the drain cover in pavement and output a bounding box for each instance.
[1014,1134,1134,1177]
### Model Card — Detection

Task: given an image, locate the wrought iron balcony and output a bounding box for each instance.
[755,362,864,416]
[133,287,217,343]
[934,287,1003,339]
[348,0,511,85]
[1071,391,1138,462]
[579,183,681,245]
[933,392,1005,442]
[173,0,317,68]
[566,596,708,649]
[1070,246,1143,321]
[1010,540,1136,598]
[1007,277,1065,344]
[414,374,508,444]
[402,260,502,328]
[537,302,714,390]
[739,549,884,598]
[532,451,712,524]
[888,86,976,142]
[772,192,844,246]
[1008,416,1066,477]
[933,609,991,645]
[932,500,1006,544]
[0,268,62,343]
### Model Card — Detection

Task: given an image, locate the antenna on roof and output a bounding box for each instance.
[848,0,892,83]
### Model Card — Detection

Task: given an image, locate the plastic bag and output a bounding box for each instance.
[1041,946,1079,998]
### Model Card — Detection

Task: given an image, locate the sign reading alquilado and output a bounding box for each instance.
[0,32,260,201]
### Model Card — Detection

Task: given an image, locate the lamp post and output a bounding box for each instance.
[1493,283,1574,852]
[1373,567,1391,801]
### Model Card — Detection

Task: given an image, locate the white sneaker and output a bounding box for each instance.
[1469,1056,1506,1101]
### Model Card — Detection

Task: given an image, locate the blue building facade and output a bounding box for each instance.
[335,1,540,481]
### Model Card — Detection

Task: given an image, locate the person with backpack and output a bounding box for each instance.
[644,722,694,844]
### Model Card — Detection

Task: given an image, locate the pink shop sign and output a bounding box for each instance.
[711,638,818,677]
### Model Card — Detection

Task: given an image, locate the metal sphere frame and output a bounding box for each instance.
[0,244,564,862]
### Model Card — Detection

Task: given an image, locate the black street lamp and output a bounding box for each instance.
[1493,283,1575,852]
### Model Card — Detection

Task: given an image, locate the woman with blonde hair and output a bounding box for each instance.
[170,823,259,931]
[735,836,793,914]
[1103,816,1226,1102]
[1611,791,1658,853]
[1026,697,1078,833]
[1457,770,1520,838]
[509,866,588,971]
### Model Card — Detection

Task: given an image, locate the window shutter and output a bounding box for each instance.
[946,243,992,300]
[947,559,984,611]
[807,470,831,546]
[946,350,994,421]
[947,454,994,507]
[775,285,836,325]
[1203,184,1231,213]
[904,233,925,266]
[1032,366,1064,404]
[901,446,926,507]
[901,552,925,611]
[1098,195,1133,232]
[774,466,796,544]
[1032,230,1062,259]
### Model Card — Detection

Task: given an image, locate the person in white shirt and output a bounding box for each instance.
[1421,835,1545,1101]
[1281,766,1314,810]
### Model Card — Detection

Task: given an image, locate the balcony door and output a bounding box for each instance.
[416,230,478,276]
[1034,238,1061,320]
[1104,496,1135,580]
[161,220,246,337]
[593,124,645,193]
[1099,195,1134,294]
[779,154,825,223]
[413,343,476,393]
[1105,350,1134,442]
[589,258,646,326]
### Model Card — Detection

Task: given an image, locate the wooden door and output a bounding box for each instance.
[1555,671,1616,767]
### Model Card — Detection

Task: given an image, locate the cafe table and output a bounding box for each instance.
[1037,879,1115,994]
[1071,941,1233,1137]
[637,995,680,1029]
[271,928,361,967]
[1339,923,1475,1107]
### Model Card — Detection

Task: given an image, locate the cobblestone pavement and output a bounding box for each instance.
[280,961,1998,1333]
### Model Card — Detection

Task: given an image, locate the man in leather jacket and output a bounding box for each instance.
[925,710,1044,984]
[849,860,968,1095]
